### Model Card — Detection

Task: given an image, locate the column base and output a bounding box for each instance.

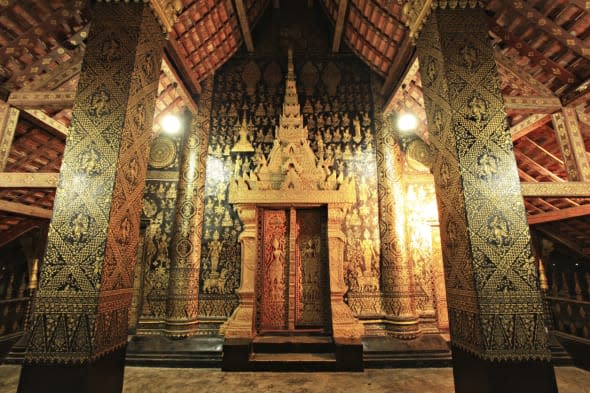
[382,316,421,339]
[330,298,365,338]
[220,296,255,339]
[17,346,127,393]
[163,319,200,338]
[451,345,558,393]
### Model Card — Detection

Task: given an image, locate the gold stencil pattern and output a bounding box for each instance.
[26,3,164,363]
[416,7,549,361]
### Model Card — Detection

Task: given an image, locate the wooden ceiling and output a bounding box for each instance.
[0,0,589,257]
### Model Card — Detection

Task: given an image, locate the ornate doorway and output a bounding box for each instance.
[257,207,329,333]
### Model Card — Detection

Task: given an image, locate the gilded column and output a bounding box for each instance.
[165,78,212,336]
[375,111,420,338]
[18,2,171,392]
[414,3,556,392]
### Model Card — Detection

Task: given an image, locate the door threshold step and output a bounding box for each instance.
[253,335,333,345]
[250,352,336,362]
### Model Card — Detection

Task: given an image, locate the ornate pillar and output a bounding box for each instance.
[375,114,420,338]
[327,203,364,338]
[413,3,556,392]
[222,204,257,338]
[17,2,175,392]
[165,78,212,336]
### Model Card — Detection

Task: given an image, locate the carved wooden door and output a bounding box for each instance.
[257,207,328,333]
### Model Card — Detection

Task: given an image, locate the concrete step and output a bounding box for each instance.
[252,335,334,353]
[248,352,338,371]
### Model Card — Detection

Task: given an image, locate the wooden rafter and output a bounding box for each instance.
[503,96,562,113]
[521,136,564,166]
[0,218,42,248]
[528,204,590,225]
[0,199,52,219]
[562,79,590,107]
[552,107,590,181]
[515,149,566,182]
[494,52,555,98]
[0,172,59,188]
[510,114,551,140]
[521,182,590,197]
[381,37,414,97]
[490,21,577,85]
[536,227,590,257]
[234,0,254,53]
[508,0,590,58]
[0,101,19,171]
[570,0,590,12]
[21,109,68,138]
[22,48,84,92]
[8,90,76,109]
[332,0,349,53]
[161,55,198,114]
[383,55,419,112]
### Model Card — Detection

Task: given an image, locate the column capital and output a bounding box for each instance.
[95,0,182,33]
[398,0,485,40]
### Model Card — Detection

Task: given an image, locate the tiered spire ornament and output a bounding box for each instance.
[229,48,355,197]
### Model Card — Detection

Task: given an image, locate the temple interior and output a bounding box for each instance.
[0,1,590,392]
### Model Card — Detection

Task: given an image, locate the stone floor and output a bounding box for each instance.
[1,365,589,393]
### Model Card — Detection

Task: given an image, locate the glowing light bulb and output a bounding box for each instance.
[397,113,418,133]
[161,114,181,134]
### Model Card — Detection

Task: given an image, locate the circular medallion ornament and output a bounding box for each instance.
[406,139,432,172]
[149,136,176,169]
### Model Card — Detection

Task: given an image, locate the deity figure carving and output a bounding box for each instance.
[231,117,254,153]
[208,230,223,273]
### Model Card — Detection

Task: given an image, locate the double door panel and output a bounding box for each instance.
[257,207,328,332]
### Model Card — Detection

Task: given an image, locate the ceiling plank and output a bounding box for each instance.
[0,172,59,188]
[234,0,254,53]
[494,52,555,98]
[490,21,577,85]
[0,199,52,219]
[332,0,349,53]
[510,113,551,140]
[21,109,68,138]
[521,182,590,197]
[0,101,19,171]
[504,96,562,113]
[8,90,75,109]
[508,0,590,59]
[528,204,590,225]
